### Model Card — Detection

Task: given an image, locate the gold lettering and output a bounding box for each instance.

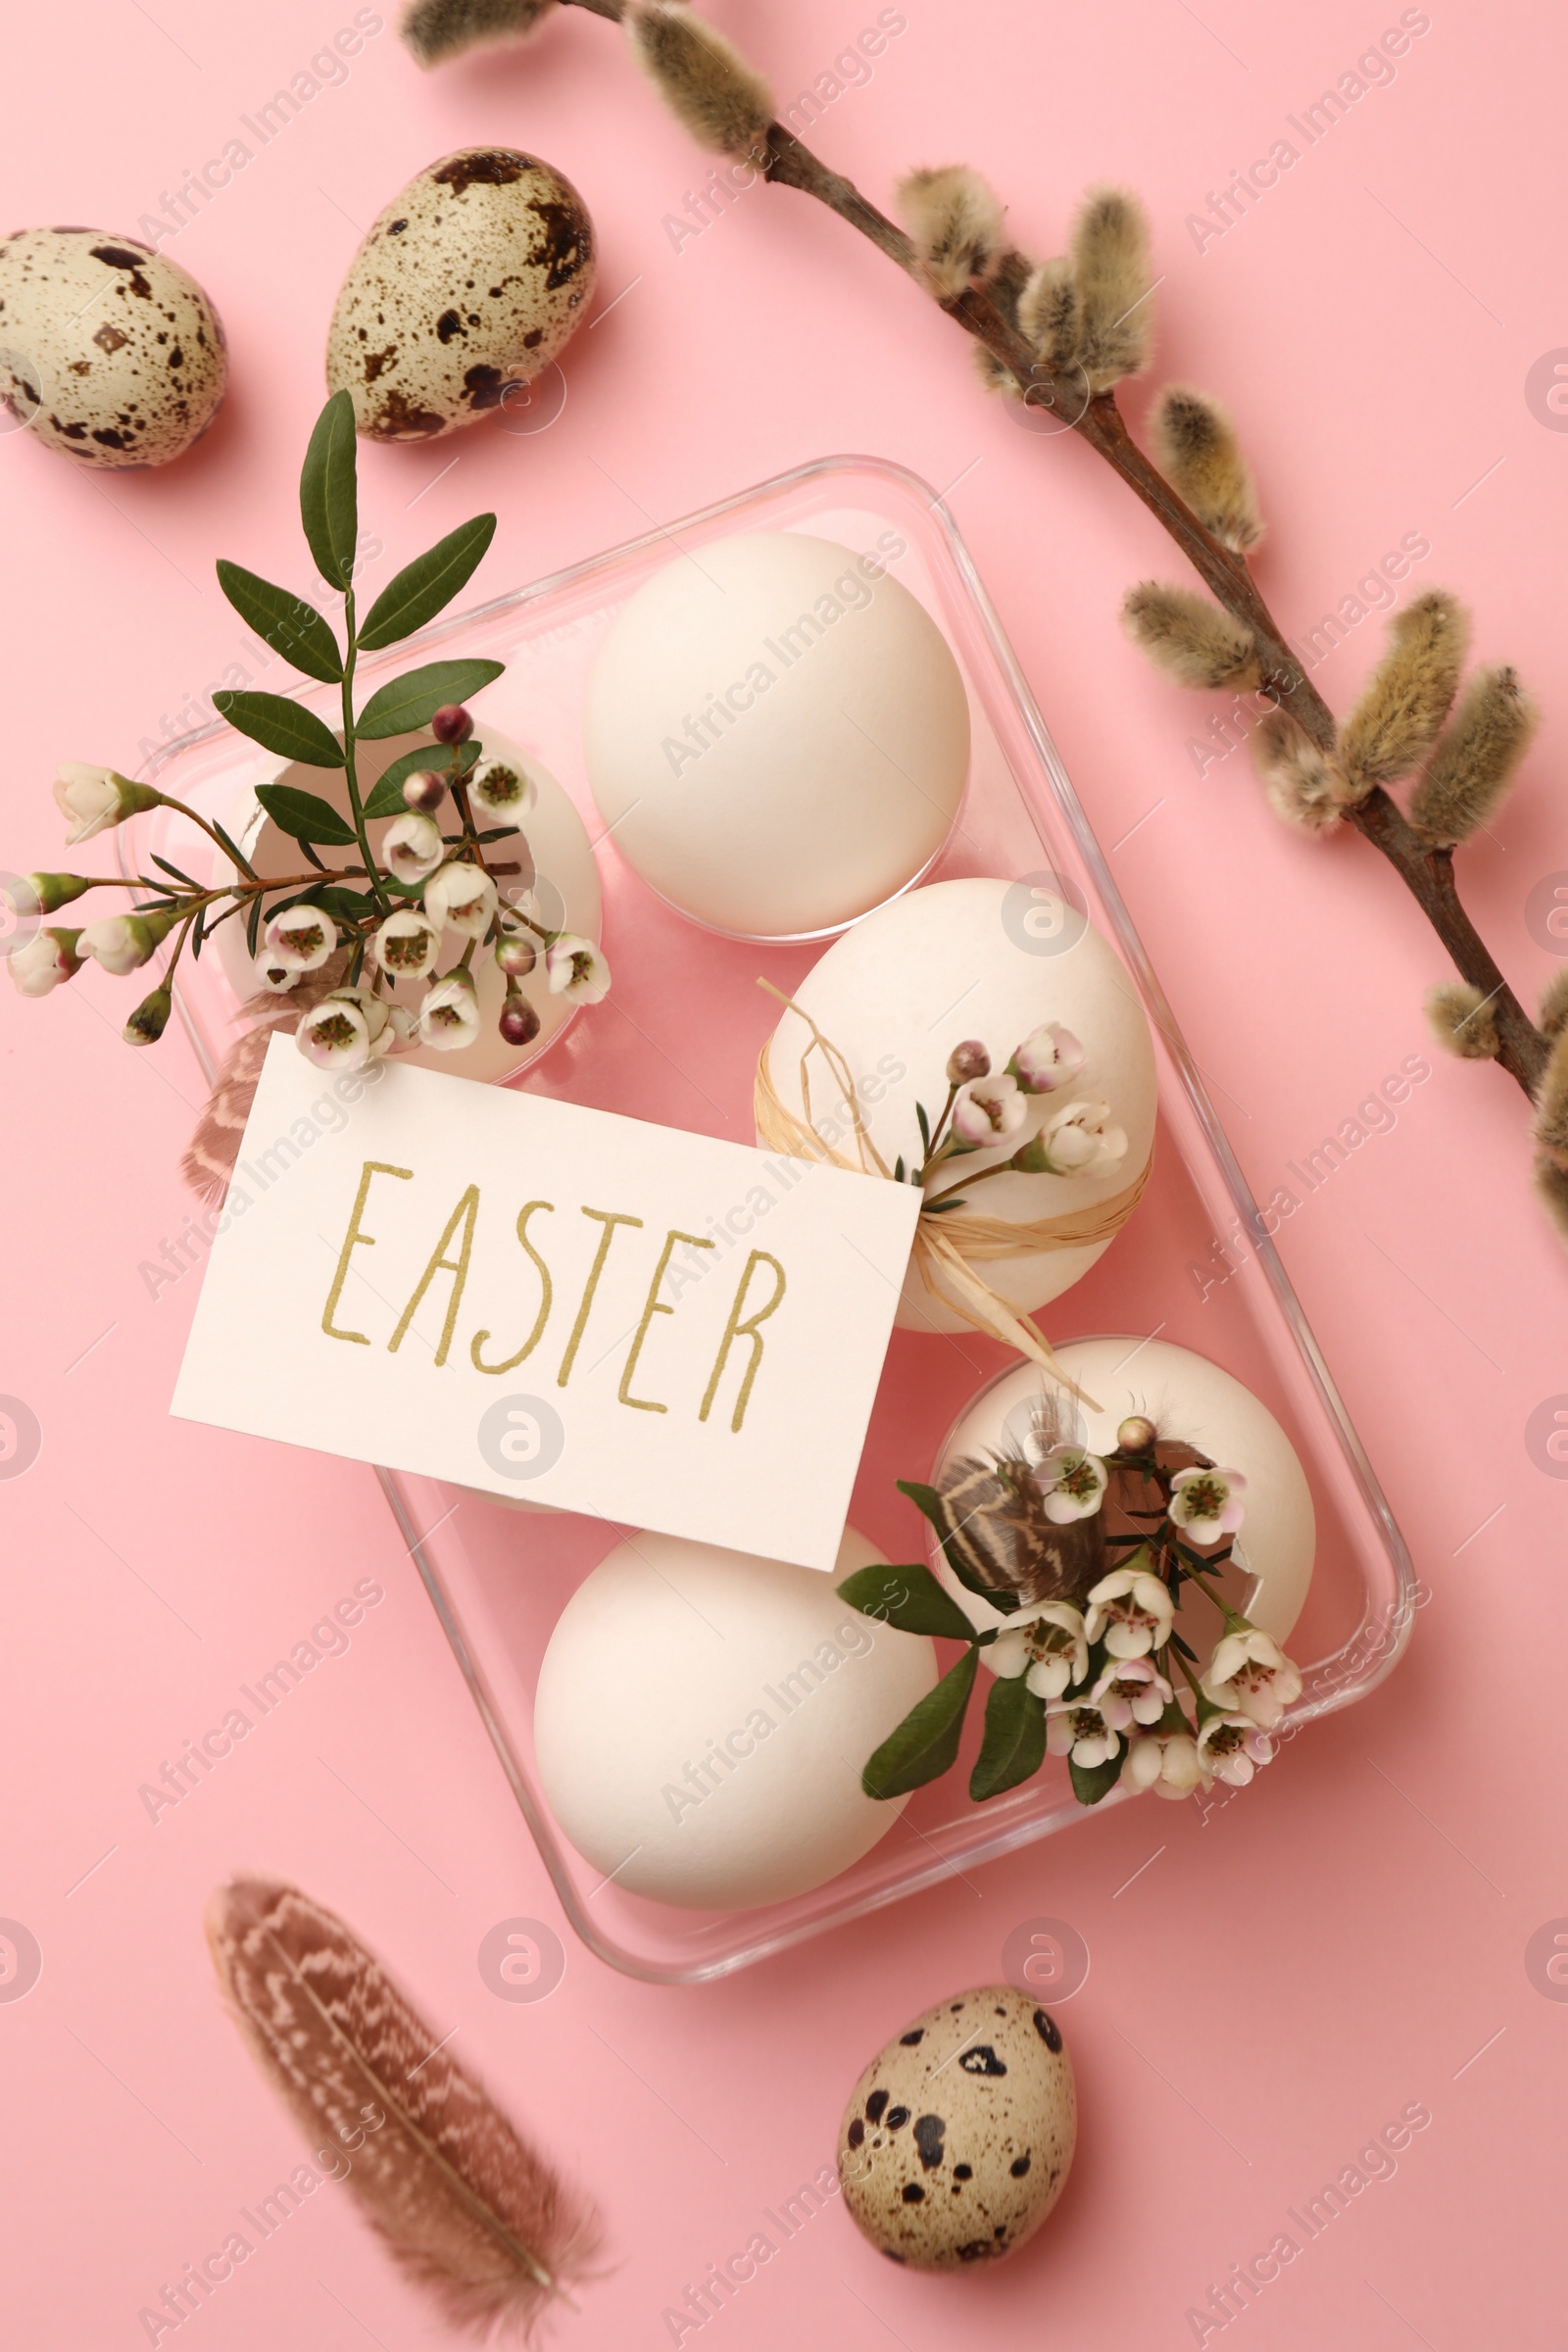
[618,1228,714,1413]
[320,1160,413,1345]
[557,1207,644,1388]
[471,1200,556,1375]
[388,1184,480,1367]
[700,1250,786,1432]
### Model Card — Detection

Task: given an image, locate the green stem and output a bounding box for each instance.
[339,586,389,916]
[921,1081,959,1168]
[154,795,262,883]
[924,1154,1021,1207]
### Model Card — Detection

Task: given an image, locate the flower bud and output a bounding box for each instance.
[402,767,447,814]
[496,930,537,979]
[1116,1414,1156,1453]
[499,989,541,1048]
[430,704,473,745]
[946,1039,990,1085]
[9,927,82,997]
[15,872,92,917]
[78,906,178,976]
[51,764,161,847]
[123,982,172,1047]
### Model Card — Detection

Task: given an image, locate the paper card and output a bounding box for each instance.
[171,1038,921,1570]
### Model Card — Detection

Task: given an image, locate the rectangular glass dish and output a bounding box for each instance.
[132,454,1416,1984]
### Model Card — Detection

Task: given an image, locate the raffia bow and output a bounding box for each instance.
[754,985,1152,1407]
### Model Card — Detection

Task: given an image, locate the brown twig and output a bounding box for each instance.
[559,0,1547,1097]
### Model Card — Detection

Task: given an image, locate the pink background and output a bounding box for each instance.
[3,1,1564,2345]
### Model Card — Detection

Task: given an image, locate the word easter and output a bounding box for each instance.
[173,1045,919,1569]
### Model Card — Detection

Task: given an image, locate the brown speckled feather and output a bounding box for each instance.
[206,1878,599,2339]
[181,956,349,1203]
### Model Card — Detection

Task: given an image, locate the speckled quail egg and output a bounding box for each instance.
[838,1985,1076,2270]
[0,228,225,467]
[325,148,595,440]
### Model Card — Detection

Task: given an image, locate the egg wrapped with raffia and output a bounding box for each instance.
[325,149,594,441]
[759,875,1157,1332]
[0,228,225,467]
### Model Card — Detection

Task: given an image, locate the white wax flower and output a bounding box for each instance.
[1089,1655,1172,1731]
[1084,1566,1175,1659]
[1202,1627,1300,1729]
[417,966,481,1051]
[9,927,81,997]
[1038,1097,1127,1175]
[295,986,396,1071]
[383,812,445,886]
[264,904,337,973]
[1196,1712,1276,1788]
[1044,1698,1120,1770]
[1034,1444,1108,1524]
[469,758,537,825]
[424,863,499,940]
[546,932,612,1004]
[372,907,441,979]
[952,1071,1028,1145]
[1008,1021,1084,1094]
[1127,1729,1203,1797]
[1168,1465,1248,1545]
[987,1603,1088,1699]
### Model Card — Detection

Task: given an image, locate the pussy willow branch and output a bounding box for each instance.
[563,0,1546,1097]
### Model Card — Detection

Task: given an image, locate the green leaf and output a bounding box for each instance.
[215,690,345,769]
[861,1647,978,1800]
[300,392,359,591]
[216,561,343,683]
[896,1479,1021,1614]
[356,514,498,650]
[838,1561,979,1642]
[255,782,358,848]
[969,1675,1049,1801]
[355,659,505,741]
[364,742,444,819]
[245,894,264,956]
[1068,1746,1127,1807]
[314,884,376,921]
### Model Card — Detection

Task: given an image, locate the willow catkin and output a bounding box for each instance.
[624,0,774,160]
[1339,590,1468,800]
[1071,186,1152,388]
[1250,710,1348,832]
[1408,664,1538,843]
[897,165,1006,299]
[1122,582,1259,691]
[1149,385,1262,554]
[1424,981,1499,1060]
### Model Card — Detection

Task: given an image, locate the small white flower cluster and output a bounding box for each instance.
[917,1023,1128,1194]
[265,758,608,1071]
[12,746,612,1071]
[991,1432,1300,1799]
